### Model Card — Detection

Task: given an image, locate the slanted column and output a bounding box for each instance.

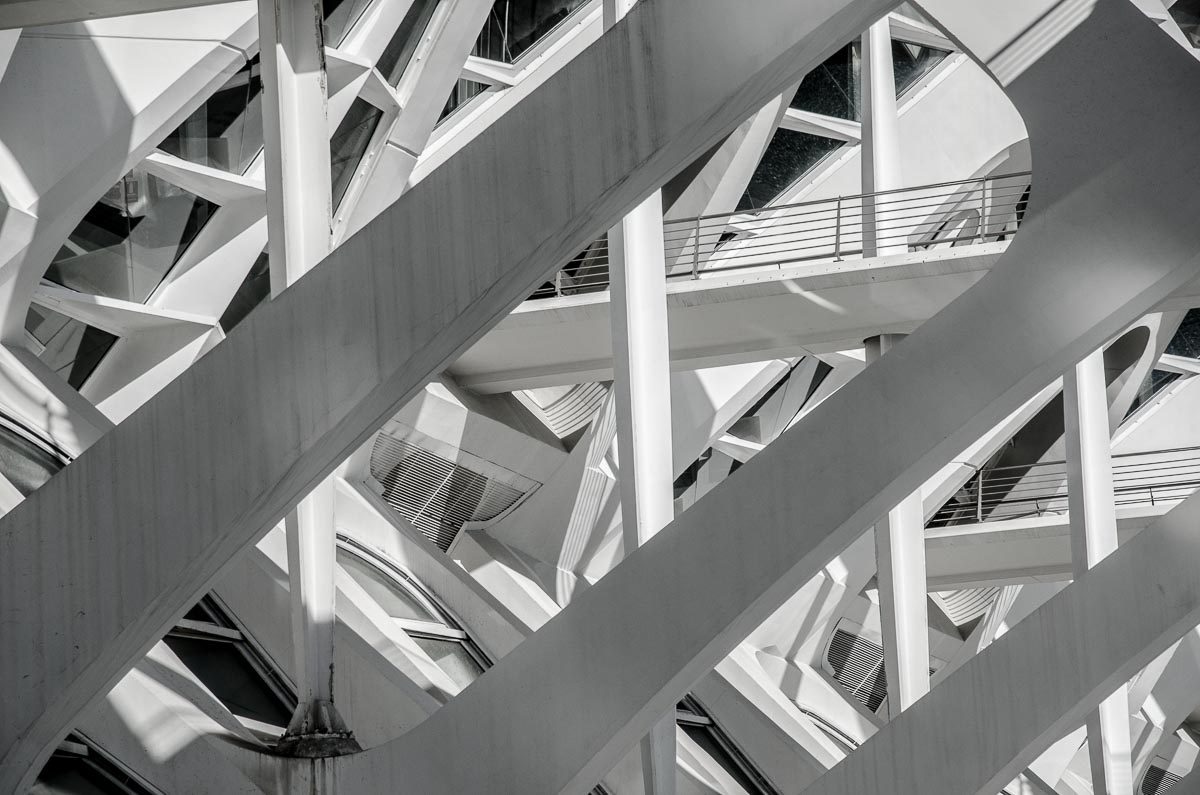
[1064,349,1132,795]
[604,2,675,790]
[864,334,930,717]
[258,0,357,754]
[860,18,903,257]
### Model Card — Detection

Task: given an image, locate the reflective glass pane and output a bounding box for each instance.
[336,548,439,622]
[0,420,65,497]
[410,634,484,692]
[1125,369,1181,419]
[330,98,384,210]
[163,633,294,727]
[473,0,589,63]
[378,0,442,86]
[790,42,860,121]
[738,129,842,211]
[46,171,217,303]
[158,56,264,174]
[1170,0,1200,48]
[1167,309,1200,359]
[219,250,271,333]
[679,722,770,795]
[892,40,949,96]
[33,755,133,795]
[25,305,118,390]
[323,0,374,46]
[438,79,489,124]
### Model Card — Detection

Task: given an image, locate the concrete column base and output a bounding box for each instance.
[277,700,362,758]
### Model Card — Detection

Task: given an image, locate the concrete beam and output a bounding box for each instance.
[0,0,242,29]
[0,0,905,788]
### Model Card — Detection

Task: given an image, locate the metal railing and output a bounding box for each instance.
[531,171,1032,299]
[927,445,1200,528]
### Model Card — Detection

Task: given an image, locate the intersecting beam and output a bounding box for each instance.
[0,0,242,29]
[0,0,902,788]
[325,0,1200,790]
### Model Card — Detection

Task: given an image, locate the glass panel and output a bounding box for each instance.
[32,755,135,795]
[219,250,271,333]
[1125,369,1182,419]
[410,634,484,692]
[1167,309,1200,359]
[1170,0,1200,48]
[25,305,119,390]
[323,0,375,46]
[0,420,65,497]
[378,0,442,86]
[679,722,768,794]
[473,0,589,63]
[892,40,949,96]
[790,42,860,122]
[158,56,264,174]
[336,548,439,622]
[438,79,489,124]
[45,170,217,303]
[737,129,843,211]
[330,98,384,210]
[163,633,294,727]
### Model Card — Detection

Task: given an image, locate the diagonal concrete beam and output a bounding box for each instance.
[801,489,1200,795]
[0,0,902,789]
[0,0,243,29]
[326,1,1200,791]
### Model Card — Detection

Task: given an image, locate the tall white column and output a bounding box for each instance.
[865,334,930,717]
[259,0,356,753]
[604,4,675,792]
[1064,349,1132,795]
[860,19,904,257]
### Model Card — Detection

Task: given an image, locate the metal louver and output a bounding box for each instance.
[1142,766,1182,794]
[933,587,1001,628]
[825,628,889,712]
[369,435,535,552]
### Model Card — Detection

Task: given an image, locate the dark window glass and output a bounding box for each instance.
[330,99,384,210]
[336,547,439,622]
[438,79,489,124]
[473,0,589,63]
[790,42,861,121]
[1125,369,1181,419]
[0,419,66,497]
[738,129,843,211]
[892,40,949,96]
[677,697,779,795]
[323,0,375,46]
[158,56,264,174]
[25,305,119,390]
[219,250,271,333]
[377,0,442,85]
[1167,309,1200,359]
[1170,0,1200,48]
[32,738,152,795]
[46,172,217,303]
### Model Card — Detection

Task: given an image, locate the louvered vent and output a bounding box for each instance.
[1142,766,1182,794]
[933,587,1001,627]
[519,382,608,438]
[370,435,535,552]
[826,628,888,712]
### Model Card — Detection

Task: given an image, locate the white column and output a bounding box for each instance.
[860,18,903,257]
[1064,349,1133,795]
[605,4,675,792]
[864,334,930,717]
[259,0,356,751]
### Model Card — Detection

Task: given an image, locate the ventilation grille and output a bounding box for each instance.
[370,436,532,552]
[934,587,1001,627]
[826,628,888,712]
[1142,766,1182,794]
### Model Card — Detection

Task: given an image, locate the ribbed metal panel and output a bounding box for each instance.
[934,587,1001,627]
[826,628,888,712]
[369,436,530,552]
[530,382,608,438]
[1142,766,1182,794]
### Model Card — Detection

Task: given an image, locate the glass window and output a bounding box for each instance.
[437,79,490,124]
[330,98,384,211]
[0,416,67,497]
[1167,309,1200,359]
[790,42,860,121]
[33,737,153,795]
[25,305,119,390]
[45,171,217,304]
[219,250,271,334]
[1125,369,1182,419]
[377,0,442,86]
[165,597,296,729]
[157,56,264,174]
[337,547,438,622]
[336,543,489,695]
[892,40,949,97]
[738,129,843,211]
[677,697,779,795]
[1170,0,1200,48]
[472,0,589,64]
[323,0,375,47]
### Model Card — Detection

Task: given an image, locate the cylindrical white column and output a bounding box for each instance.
[1064,349,1132,795]
[861,19,904,257]
[865,334,930,717]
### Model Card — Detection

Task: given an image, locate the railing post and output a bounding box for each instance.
[976,469,984,522]
[692,216,700,279]
[834,196,842,261]
[555,269,562,297]
[978,177,989,243]
[1150,486,1155,506]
